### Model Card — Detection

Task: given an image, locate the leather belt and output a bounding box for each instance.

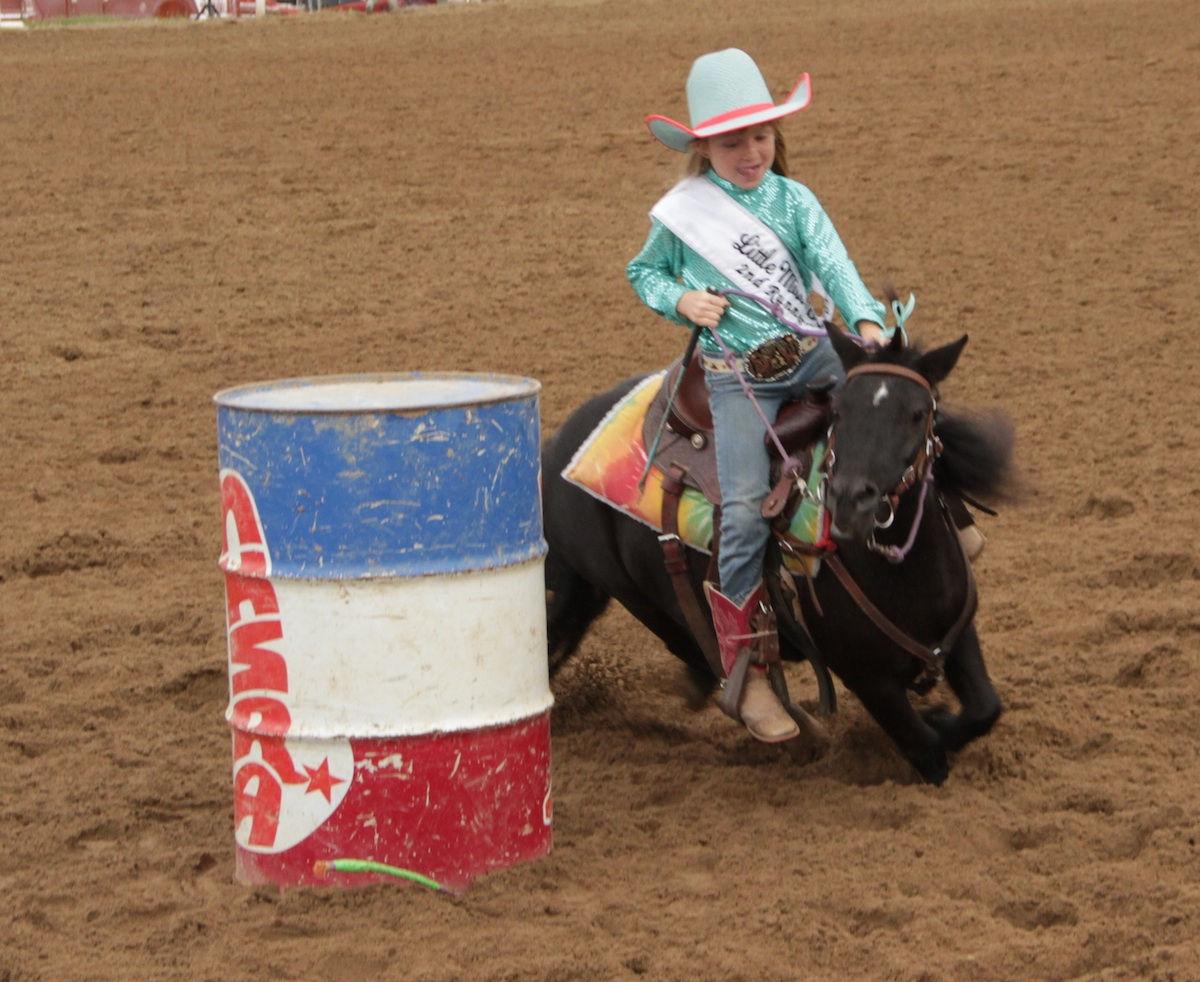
[701,334,819,381]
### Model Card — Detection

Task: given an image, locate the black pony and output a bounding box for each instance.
[542,325,1014,784]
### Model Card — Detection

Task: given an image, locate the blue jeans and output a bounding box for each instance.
[704,338,844,605]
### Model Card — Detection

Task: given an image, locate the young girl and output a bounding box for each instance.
[627,48,891,743]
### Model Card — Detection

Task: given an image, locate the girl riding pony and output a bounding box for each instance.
[627,48,891,744]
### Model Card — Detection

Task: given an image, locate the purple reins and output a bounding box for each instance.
[705,288,868,465]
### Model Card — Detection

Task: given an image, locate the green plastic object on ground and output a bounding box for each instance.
[313,859,444,892]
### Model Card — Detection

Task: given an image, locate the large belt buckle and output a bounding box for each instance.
[747,334,806,381]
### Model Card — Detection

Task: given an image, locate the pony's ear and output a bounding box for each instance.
[827,321,867,372]
[915,334,968,386]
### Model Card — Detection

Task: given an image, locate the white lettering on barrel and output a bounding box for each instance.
[221,471,307,849]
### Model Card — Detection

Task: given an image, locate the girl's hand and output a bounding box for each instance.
[676,290,730,328]
[855,320,889,348]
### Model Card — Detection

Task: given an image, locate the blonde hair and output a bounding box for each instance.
[685,121,789,178]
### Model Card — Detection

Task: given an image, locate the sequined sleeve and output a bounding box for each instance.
[626,219,689,327]
[790,183,887,332]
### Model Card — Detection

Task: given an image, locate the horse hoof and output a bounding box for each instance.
[922,705,958,737]
[913,750,950,786]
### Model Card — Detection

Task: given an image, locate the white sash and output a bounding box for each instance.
[650,176,833,330]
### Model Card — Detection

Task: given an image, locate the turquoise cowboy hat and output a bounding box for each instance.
[645,48,812,152]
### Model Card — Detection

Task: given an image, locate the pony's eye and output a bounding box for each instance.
[911,410,925,424]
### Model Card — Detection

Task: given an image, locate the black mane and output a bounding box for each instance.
[933,406,1015,505]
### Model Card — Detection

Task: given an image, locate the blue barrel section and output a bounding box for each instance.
[214,373,545,578]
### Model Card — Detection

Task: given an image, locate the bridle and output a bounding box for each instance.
[819,361,975,693]
[824,362,943,564]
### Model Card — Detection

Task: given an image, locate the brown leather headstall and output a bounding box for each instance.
[828,363,943,512]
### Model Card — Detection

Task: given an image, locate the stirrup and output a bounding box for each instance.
[704,582,824,745]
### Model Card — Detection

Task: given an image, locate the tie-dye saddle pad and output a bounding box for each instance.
[561,372,829,575]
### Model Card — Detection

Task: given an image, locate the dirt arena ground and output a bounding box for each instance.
[2,0,1198,978]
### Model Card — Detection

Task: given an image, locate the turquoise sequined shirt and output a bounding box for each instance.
[626,169,886,357]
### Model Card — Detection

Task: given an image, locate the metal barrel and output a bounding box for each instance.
[214,373,552,891]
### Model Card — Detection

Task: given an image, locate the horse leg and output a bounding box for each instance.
[922,625,1002,752]
[545,551,610,677]
[851,677,949,785]
[613,592,718,710]
[545,542,715,701]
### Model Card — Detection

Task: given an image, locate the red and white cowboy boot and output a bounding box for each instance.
[703,581,800,744]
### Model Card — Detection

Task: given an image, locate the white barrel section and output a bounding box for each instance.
[263,563,549,736]
[214,372,552,891]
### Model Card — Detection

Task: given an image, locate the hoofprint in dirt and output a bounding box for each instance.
[1,1,1198,979]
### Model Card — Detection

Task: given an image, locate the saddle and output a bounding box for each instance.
[641,348,836,507]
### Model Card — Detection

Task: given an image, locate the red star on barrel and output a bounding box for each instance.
[303,758,346,803]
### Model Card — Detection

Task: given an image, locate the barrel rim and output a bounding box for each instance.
[213,372,541,414]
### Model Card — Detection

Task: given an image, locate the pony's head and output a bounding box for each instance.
[823,324,968,543]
